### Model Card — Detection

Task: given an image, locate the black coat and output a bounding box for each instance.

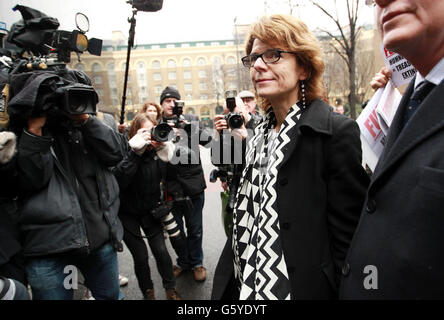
[0,153,21,266]
[212,100,369,299]
[164,113,212,197]
[340,79,444,299]
[16,116,124,257]
[113,148,163,216]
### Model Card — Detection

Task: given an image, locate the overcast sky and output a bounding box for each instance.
[0,0,375,44]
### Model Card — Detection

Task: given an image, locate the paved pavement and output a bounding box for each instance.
[74,146,227,300]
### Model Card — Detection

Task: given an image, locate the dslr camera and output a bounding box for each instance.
[224,90,244,129]
[165,100,191,132]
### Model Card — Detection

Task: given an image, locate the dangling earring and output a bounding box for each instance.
[300,80,306,109]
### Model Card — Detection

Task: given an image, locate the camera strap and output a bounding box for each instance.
[0,84,10,129]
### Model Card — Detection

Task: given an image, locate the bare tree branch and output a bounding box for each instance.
[310,0,351,54]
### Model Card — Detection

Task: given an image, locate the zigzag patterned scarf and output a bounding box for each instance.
[232,103,303,300]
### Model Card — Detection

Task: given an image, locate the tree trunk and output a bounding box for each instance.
[348,49,358,120]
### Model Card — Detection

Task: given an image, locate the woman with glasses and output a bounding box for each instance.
[212,14,369,300]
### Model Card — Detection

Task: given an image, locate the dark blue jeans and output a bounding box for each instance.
[25,243,120,300]
[173,192,205,269]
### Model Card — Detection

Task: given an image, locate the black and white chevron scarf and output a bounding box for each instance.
[232,103,303,300]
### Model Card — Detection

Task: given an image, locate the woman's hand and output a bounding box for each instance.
[214,115,228,133]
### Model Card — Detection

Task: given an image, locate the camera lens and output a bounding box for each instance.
[228,114,244,129]
[151,123,173,142]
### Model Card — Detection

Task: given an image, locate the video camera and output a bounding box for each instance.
[224,90,244,129]
[2,5,102,128]
[7,5,102,64]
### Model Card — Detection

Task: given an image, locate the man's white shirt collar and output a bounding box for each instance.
[414,56,444,88]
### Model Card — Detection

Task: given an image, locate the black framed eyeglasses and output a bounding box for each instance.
[241,49,297,68]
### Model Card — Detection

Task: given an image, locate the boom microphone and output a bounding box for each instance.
[129,0,164,12]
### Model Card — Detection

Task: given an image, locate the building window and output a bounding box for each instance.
[183,58,191,67]
[138,73,146,82]
[199,82,208,91]
[152,60,161,69]
[93,76,102,84]
[138,61,146,70]
[154,85,162,94]
[199,70,206,78]
[112,98,119,106]
[184,83,193,91]
[227,57,236,65]
[75,63,85,71]
[153,73,162,81]
[212,57,222,65]
[107,63,115,73]
[184,71,192,79]
[92,63,102,73]
[197,58,206,66]
[167,44,175,49]
[167,59,176,68]
[181,43,190,48]
[168,72,177,80]
[185,94,193,101]
[227,68,236,77]
[186,108,195,114]
[200,94,208,100]
[151,45,160,50]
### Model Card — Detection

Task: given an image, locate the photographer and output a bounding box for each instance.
[211,95,261,236]
[13,106,125,300]
[2,4,126,300]
[159,86,212,282]
[112,113,181,300]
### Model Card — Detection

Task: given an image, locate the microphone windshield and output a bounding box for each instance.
[130,0,164,12]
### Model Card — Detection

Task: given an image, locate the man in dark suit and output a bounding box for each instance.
[340,0,444,299]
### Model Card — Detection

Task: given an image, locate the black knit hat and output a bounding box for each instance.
[160,86,181,105]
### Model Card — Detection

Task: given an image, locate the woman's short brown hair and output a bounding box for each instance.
[140,101,162,120]
[127,113,156,140]
[245,14,326,111]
